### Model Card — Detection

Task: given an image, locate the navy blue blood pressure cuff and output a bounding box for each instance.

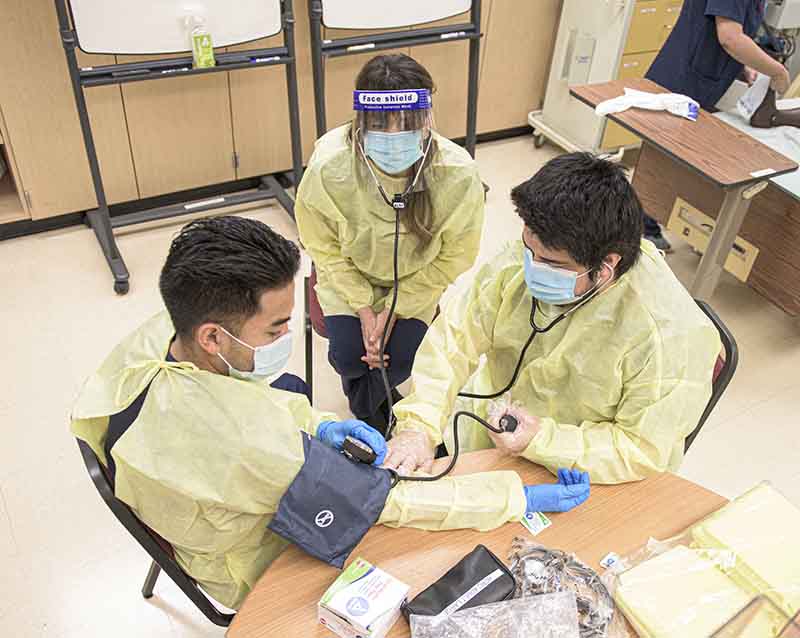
[268,432,393,568]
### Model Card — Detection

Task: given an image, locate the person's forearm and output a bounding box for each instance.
[521,417,672,484]
[722,33,784,78]
[377,470,526,530]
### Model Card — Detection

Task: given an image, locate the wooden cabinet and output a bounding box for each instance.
[228,38,297,180]
[410,8,492,141]
[602,0,682,150]
[228,1,320,173]
[624,0,663,55]
[617,51,659,81]
[0,0,562,225]
[660,0,683,48]
[77,51,139,207]
[119,51,236,198]
[0,104,28,224]
[478,0,561,134]
[0,0,136,220]
[602,50,658,149]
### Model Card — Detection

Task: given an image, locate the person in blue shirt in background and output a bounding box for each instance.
[643,0,790,251]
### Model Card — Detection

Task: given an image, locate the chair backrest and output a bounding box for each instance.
[684,300,739,452]
[307,266,328,338]
[75,439,235,626]
[320,0,471,29]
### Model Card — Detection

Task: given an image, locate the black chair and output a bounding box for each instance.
[76,439,235,627]
[684,300,739,452]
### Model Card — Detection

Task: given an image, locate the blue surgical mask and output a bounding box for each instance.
[218,327,293,381]
[364,130,423,174]
[523,248,595,306]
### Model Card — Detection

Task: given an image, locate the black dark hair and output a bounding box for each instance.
[511,152,643,278]
[352,54,437,246]
[159,216,300,338]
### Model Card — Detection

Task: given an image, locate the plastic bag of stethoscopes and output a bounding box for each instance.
[602,481,800,638]
[508,538,628,638]
[409,591,581,638]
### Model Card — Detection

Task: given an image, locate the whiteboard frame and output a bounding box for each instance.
[319,0,472,30]
[52,0,304,298]
[67,0,284,56]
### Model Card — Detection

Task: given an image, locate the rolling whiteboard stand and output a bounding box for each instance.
[55,0,304,295]
[308,0,482,157]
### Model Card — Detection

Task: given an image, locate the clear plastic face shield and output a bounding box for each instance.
[353,89,434,206]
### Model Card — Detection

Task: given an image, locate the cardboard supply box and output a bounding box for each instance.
[318,558,409,638]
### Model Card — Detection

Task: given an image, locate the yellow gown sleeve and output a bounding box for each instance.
[392,171,485,319]
[305,407,339,437]
[378,470,527,531]
[392,257,504,446]
[522,334,715,484]
[295,185,374,312]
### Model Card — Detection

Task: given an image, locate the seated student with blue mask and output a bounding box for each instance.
[642,0,791,251]
[71,216,589,611]
[295,54,486,432]
[385,154,722,484]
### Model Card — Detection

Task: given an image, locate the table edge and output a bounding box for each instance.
[569,86,799,189]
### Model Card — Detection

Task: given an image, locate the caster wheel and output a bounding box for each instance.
[533,133,546,149]
[114,280,130,295]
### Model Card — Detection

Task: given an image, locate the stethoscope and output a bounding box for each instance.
[383,284,613,485]
[458,265,613,401]
[355,127,434,211]
[351,129,612,483]
[355,127,434,440]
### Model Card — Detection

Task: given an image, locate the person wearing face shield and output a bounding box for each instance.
[70,216,540,610]
[385,153,722,484]
[295,54,485,432]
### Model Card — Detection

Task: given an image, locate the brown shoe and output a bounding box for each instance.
[750,88,800,128]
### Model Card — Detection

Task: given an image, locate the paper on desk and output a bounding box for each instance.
[715,103,800,196]
[737,72,771,120]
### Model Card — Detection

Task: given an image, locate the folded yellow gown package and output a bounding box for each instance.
[612,482,800,637]
[615,545,763,637]
[691,482,800,618]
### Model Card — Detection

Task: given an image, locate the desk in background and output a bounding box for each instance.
[631,100,800,316]
[570,79,798,306]
[226,449,726,638]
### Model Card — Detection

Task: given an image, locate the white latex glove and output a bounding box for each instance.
[383,431,436,475]
[487,403,541,456]
[596,88,699,121]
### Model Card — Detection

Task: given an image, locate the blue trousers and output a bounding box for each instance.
[271,373,311,402]
[643,213,661,237]
[324,315,428,419]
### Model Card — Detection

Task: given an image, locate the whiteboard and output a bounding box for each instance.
[321,0,472,29]
[69,0,283,55]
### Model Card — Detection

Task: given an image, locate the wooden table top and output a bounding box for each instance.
[570,78,798,188]
[227,450,726,638]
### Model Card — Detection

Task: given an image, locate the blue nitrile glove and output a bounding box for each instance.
[317,419,388,466]
[524,468,591,513]
[558,468,590,487]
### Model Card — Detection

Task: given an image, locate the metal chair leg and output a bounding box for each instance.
[305,276,314,404]
[142,560,161,599]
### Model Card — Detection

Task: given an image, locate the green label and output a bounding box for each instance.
[321,558,373,605]
[192,33,216,68]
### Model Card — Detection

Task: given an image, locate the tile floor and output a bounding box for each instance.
[0,136,798,637]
